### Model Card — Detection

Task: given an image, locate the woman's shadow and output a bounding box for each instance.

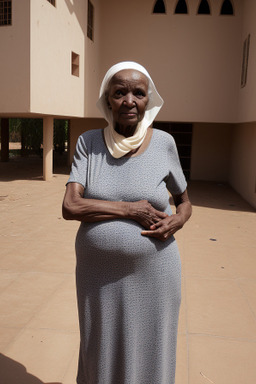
[0,353,62,384]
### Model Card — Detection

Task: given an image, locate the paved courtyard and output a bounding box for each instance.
[0,156,255,384]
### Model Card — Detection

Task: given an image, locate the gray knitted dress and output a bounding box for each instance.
[68,128,187,384]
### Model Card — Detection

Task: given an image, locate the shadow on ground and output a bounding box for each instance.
[0,354,62,384]
[0,154,69,182]
[187,181,255,212]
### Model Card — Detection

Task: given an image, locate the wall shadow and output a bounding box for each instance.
[0,353,62,384]
[186,180,255,213]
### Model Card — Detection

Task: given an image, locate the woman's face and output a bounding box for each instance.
[107,69,149,137]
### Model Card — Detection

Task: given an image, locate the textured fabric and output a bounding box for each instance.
[96,61,163,158]
[68,128,187,384]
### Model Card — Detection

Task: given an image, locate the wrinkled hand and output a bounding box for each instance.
[128,200,168,230]
[141,213,184,242]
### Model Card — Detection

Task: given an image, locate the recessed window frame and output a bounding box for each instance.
[47,0,56,6]
[71,52,80,78]
[0,0,12,27]
[153,0,166,14]
[241,34,250,88]
[87,0,94,41]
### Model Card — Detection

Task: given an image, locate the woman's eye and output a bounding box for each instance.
[135,90,146,97]
[115,90,123,97]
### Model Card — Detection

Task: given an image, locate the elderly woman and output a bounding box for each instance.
[63,62,192,384]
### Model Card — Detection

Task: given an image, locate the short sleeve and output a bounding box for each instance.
[67,135,88,188]
[165,135,187,195]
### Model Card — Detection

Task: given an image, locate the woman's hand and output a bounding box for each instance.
[127,200,168,229]
[141,189,192,241]
[141,213,184,241]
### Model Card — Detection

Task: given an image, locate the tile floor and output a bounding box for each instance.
[0,157,255,384]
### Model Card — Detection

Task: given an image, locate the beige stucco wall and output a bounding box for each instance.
[190,123,232,181]
[229,122,256,208]
[30,0,86,117]
[96,0,242,123]
[238,0,256,122]
[69,117,106,164]
[0,0,30,115]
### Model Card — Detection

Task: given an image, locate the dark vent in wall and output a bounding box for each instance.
[153,0,166,14]
[175,0,188,14]
[220,0,234,15]
[198,0,211,15]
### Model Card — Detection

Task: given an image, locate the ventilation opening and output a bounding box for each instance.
[71,52,80,77]
[220,0,234,15]
[0,0,12,26]
[198,0,211,15]
[175,0,188,14]
[153,0,166,14]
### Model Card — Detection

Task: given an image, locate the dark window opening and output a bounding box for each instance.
[0,0,12,26]
[87,0,94,41]
[220,0,234,15]
[153,0,166,14]
[47,0,56,6]
[198,0,211,15]
[175,0,188,14]
[154,122,193,180]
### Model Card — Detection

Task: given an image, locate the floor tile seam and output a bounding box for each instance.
[60,348,79,382]
[1,327,27,354]
[236,280,256,323]
[0,272,23,295]
[187,332,256,343]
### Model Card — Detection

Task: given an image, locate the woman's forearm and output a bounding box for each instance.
[63,196,130,222]
[173,189,192,226]
[62,183,167,227]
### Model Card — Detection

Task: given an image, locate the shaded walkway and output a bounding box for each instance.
[0,159,255,383]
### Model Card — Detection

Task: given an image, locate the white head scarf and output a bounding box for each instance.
[96,61,164,158]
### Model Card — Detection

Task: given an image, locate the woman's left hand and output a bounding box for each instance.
[141,213,184,241]
[141,189,192,241]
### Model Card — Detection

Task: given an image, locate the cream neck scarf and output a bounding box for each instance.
[96,61,164,158]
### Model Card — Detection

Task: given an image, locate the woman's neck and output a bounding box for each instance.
[114,123,137,138]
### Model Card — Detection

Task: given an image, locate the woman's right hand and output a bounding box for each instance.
[127,200,168,230]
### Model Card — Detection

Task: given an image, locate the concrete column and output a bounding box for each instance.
[1,118,9,162]
[43,116,54,181]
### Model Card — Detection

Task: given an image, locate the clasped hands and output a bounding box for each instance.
[129,200,184,242]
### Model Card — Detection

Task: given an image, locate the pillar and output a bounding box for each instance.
[43,116,54,181]
[1,118,9,162]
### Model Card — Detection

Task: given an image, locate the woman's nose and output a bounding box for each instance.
[123,93,135,107]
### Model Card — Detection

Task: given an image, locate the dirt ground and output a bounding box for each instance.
[0,155,256,384]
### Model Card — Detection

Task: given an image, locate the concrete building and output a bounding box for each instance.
[0,0,255,208]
